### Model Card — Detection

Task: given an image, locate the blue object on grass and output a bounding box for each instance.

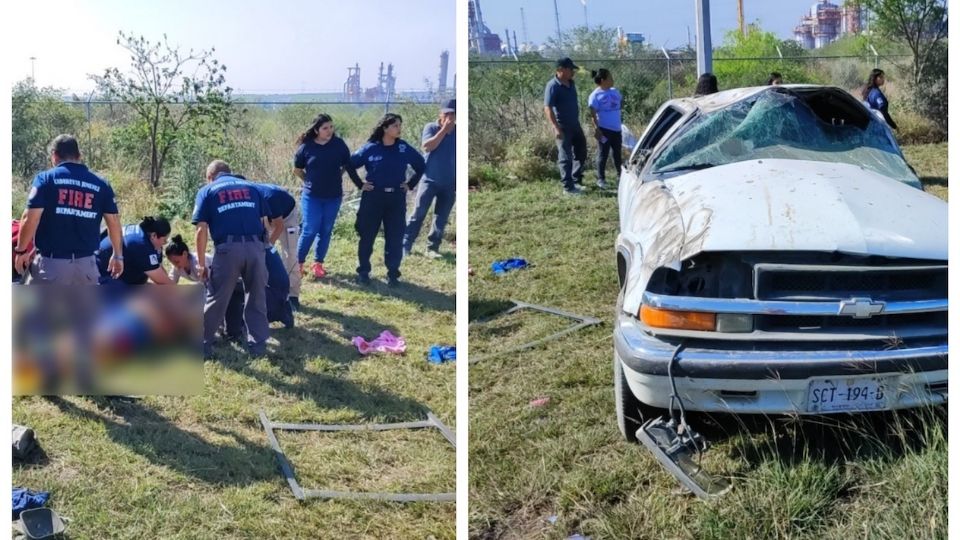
[491,258,529,275]
[428,346,457,364]
[13,487,49,519]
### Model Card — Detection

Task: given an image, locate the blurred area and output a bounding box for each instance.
[13,285,203,395]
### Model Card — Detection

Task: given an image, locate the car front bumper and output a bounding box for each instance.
[614,315,948,414]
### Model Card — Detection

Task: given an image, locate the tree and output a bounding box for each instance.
[859,0,947,85]
[544,26,621,58]
[12,80,85,178]
[91,31,233,187]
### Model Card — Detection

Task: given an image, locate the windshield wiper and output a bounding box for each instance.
[654,163,716,174]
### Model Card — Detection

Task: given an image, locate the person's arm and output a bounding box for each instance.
[404,148,426,192]
[342,142,364,189]
[146,267,174,284]
[103,213,124,278]
[14,208,42,274]
[351,144,375,191]
[544,82,562,139]
[268,217,283,244]
[195,223,209,280]
[422,121,452,153]
[168,265,181,284]
[293,144,307,180]
[293,168,306,180]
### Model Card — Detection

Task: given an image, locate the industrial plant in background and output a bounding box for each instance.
[794,0,868,49]
[341,51,453,103]
[469,0,503,55]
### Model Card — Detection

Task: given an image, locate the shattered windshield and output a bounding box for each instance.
[650,90,920,187]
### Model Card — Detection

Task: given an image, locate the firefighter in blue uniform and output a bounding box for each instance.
[192,160,270,357]
[97,216,175,285]
[350,113,425,286]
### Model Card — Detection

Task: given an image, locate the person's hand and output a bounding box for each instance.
[594,129,603,141]
[108,256,124,279]
[197,265,207,281]
[14,252,31,275]
[440,116,455,133]
[554,126,563,140]
[362,182,375,192]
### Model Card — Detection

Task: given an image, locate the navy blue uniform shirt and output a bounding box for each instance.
[350,139,426,189]
[27,162,118,257]
[294,136,358,198]
[97,224,162,285]
[422,122,456,188]
[254,184,296,220]
[544,76,581,129]
[191,173,268,244]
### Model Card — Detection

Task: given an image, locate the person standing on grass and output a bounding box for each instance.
[192,159,270,358]
[403,98,456,258]
[544,57,587,196]
[293,114,364,289]
[862,68,898,131]
[15,134,124,284]
[253,183,300,310]
[587,69,623,190]
[350,113,425,287]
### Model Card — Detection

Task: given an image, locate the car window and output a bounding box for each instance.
[638,106,684,151]
[649,90,920,187]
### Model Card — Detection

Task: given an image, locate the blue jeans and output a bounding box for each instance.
[556,126,587,190]
[297,195,342,264]
[404,181,455,252]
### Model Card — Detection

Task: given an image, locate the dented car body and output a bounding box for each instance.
[614,85,947,439]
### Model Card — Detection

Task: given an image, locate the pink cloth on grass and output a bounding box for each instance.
[352,331,407,355]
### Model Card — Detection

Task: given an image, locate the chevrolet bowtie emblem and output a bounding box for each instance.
[838,298,885,319]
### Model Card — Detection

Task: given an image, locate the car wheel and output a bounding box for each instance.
[614,350,644,443]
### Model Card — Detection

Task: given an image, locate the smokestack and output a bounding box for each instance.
[438,50,449,95]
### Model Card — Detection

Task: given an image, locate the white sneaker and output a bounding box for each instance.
[596,179,608,189]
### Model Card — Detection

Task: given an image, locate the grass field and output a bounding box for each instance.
[468,144,947,539]
[13,192,457,539]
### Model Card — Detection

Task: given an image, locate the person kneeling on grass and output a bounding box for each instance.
[165,235,294,340]
[96,216,175,286]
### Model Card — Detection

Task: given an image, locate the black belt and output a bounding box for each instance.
[216,234,264,245]
[39,251,95,260]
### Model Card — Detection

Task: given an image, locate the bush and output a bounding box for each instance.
[12,80,85,177]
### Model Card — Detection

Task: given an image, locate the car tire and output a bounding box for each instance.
[614,350,644,443]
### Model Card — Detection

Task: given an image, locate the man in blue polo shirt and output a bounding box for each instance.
[544,57,587,195]
[254,183,301,306]
[193,160,270,357]
[403,99,456,258]
[14,134,124,284]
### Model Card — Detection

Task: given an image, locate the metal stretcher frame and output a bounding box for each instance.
[469,300,602,364]
[259,409,456,502]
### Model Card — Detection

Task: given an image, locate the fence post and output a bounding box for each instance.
[513,52,528,125]
[661,47,672,100]
[869,44,879,68]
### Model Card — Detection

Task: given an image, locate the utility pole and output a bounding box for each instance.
[695,0,713,75]
[737,0,745,37]
[553,0,562,43]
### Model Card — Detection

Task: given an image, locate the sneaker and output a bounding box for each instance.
[425,247,442,259]
[282,308,295,329]
[564,186,584,196]
[356,273,371,285]
[312,262,326,279]
[387,277,401,287]
[597,179,608,189]
[288,297,301,311]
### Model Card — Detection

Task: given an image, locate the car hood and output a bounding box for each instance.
[664,158,946,261]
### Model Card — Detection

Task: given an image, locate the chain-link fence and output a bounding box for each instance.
[469,54,912,164]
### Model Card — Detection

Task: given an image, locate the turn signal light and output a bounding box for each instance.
[640,305,716,331]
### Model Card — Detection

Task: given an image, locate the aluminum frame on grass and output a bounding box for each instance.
[259,409,456,502]
[469,300,602,364]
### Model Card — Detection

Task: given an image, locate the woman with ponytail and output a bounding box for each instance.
[97,216,174,285]
[586,68,623,189]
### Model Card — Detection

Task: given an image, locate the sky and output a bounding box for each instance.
[475,0,843,50]
[5,0,456,95]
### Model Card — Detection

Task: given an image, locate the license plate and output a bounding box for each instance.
[806,376,895,413]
